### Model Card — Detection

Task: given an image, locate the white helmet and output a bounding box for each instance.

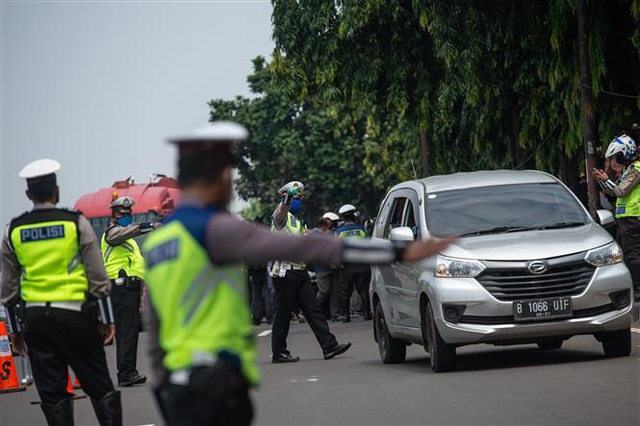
[108,196,135,213]
[338,204,357,216]
[278,181,305,195]
[322,212,339,221]
[605,134,637,162]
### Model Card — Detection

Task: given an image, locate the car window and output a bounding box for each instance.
[375,197,392,238]
[384,197,407,238]
[425,183,589,237]
[404,200,420,238]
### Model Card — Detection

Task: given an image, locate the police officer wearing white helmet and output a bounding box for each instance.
[1,159,121,425]
[312,212,341,320]
[141,121,454,425]
[594,133,640,301]
[336,204,372,321]
[102,196,161,387]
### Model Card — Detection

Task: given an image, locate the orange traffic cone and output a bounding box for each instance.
[0,321,27,393]
[73,373,81,390]
[66,372,74,394]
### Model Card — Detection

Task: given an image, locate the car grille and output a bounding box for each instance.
[476,258,595,301]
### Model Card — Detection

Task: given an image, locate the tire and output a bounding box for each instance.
[537,339,563,350]
[375,303,406,364]
[601,328,631,358]
[425,302,456,372]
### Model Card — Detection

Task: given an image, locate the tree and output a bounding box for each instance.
[209,56,385,223]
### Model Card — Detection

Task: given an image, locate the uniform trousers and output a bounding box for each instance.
[111,280,142,382]
[315,271,341,318]
[249,271,273,325]
[162,364,253,426]
[271,270,338,355]
[617,217,640,291]
[340,265,372,319]
[23,307,114,405]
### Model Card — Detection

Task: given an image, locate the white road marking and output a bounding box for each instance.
[631,328,640,334]
[290,375,319,383]
[257,330,272,337]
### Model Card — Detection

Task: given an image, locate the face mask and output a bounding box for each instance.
[116,215,133,227]
[290,199,302,214]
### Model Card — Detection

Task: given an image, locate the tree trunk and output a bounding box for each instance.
[420,132,430,177]
[577,0,601,215]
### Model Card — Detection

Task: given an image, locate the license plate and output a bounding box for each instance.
[513,297,572,321]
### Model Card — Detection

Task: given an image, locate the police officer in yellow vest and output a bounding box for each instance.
[0,159,122,425]
[102,196,160,387]
[594,133,640,302]
[270,182,352,363]
[142,121,454,425]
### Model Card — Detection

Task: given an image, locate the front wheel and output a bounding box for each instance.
[600,328,631,357]
[375,304,406,364]
[425,302,456,372]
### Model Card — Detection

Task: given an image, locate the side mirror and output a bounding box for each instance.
[596,209,615,227]
[390,227,415,242]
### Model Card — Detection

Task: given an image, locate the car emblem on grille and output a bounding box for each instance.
[528,261,548,275]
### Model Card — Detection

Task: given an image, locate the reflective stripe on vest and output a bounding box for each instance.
[101,230,146,279]
[615,162,640,218]
[271,212,306,269]
[10,219,88,302]
[142,221,259,385]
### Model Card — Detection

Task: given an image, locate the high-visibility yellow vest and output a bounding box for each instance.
[9,209,88,302]
[616,162,640,218]
[271,211,306,269]
[101,228,145,279]
[142,219,259,385]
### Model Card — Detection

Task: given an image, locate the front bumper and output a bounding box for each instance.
[429,263,633,345]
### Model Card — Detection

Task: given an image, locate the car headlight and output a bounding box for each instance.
[585,242,623,267]
[435,255,486,278]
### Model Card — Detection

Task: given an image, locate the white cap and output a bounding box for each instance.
[109,196,135,211]
[278,181,305,194]
[322,212,339,221]
[168,121,249,144]
[338,204,357,215]
[19,159,61,180]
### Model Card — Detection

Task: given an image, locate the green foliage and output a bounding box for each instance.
[209,56,385,224]
[269,0,640,196]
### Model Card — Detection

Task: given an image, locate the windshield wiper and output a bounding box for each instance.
[534,221,586,230]
[459,226,535,237]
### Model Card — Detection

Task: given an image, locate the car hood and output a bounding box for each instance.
[440,223,613,261]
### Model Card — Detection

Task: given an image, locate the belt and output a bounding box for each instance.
[169,352,219,385]
[26,301,83,312]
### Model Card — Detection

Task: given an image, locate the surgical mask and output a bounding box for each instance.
[116,215,133,227]
[290,199,302,214]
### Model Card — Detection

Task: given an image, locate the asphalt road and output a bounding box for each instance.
[1,317,639,426]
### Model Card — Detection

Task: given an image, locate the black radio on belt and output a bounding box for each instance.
[115,270,143,290]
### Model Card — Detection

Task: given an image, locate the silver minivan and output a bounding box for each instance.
[370,170,634,372]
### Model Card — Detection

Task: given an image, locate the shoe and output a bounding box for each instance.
[323,342,352,360]
[272,353,300,363]
[363,313,373,321]
[118,374,146,387]
[342,316,351,323]
[331,315,345,322]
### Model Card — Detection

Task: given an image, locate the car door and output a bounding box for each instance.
[372,191,405,326]
[393,191,423,328]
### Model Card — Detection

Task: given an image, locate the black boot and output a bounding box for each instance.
[41,397,74,426]
[91,391,123,426]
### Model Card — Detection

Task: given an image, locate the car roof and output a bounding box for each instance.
[408,169,559,193]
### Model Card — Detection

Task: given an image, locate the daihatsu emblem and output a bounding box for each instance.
[528,261,548,275]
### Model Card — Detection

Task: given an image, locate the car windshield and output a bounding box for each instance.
[425,183,589,237]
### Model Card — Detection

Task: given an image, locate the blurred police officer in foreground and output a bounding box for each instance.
[102,196,160,386]
[594,134,640,302]
[336,204,372,322]
[142,121,453,425]
[0,159,121,425]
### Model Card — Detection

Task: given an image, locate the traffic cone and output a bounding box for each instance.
[66,371,74,395]
[0,321,27,393]
[73,373,81,390]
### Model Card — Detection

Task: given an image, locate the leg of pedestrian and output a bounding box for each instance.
[271,273,299,362]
